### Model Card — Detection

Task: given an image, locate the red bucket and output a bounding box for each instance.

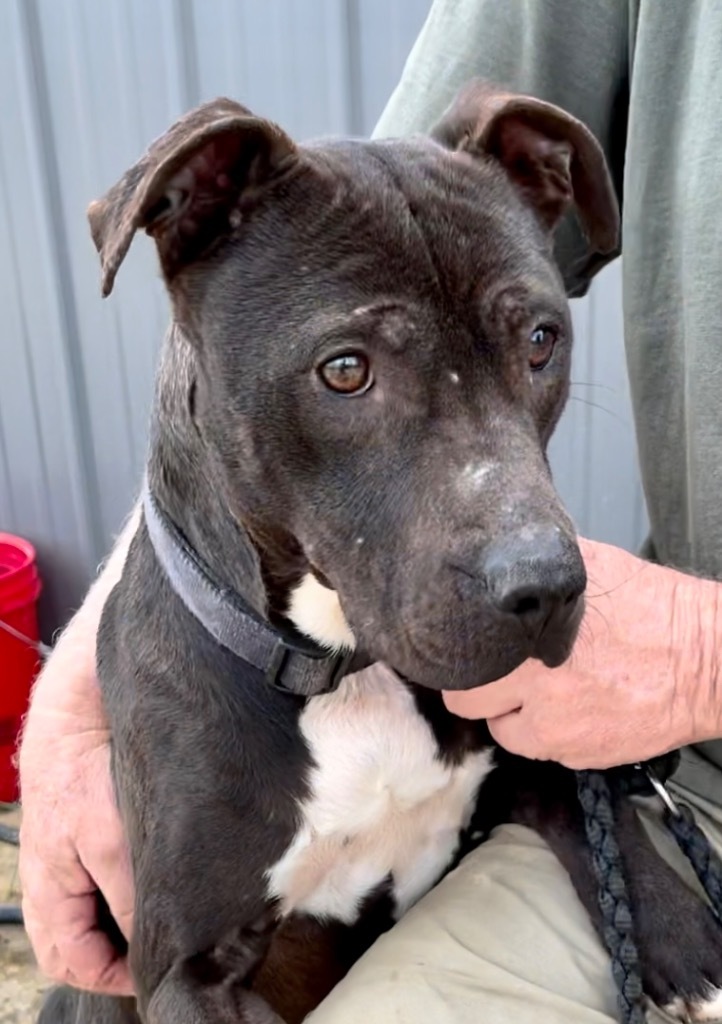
[0,533,42,803]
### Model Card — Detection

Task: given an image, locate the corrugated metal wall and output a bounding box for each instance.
[0,0,646,637]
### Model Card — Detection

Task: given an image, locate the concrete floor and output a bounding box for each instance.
[0,808,49,1024]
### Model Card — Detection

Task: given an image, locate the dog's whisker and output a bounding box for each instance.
[584,561,653,601]
[566,395,627,425]
[569,380,617,394]
[581,601,611,632]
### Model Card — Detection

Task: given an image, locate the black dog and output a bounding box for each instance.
[40,81,722,1024]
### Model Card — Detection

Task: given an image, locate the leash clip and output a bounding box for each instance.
[636,762,682,817]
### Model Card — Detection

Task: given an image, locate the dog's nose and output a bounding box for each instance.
[480,528,586,624]
[452,527,586,627]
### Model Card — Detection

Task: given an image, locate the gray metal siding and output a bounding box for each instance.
[0,0,645,636]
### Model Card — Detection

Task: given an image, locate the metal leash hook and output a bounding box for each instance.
[636,762,682,818]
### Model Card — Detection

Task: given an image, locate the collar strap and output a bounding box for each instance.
[142,486,356,697]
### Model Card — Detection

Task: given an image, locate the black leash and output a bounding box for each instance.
[577,760,722,1024]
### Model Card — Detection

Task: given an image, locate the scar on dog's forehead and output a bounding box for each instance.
[479,275,567,327]
[304,301,419,351]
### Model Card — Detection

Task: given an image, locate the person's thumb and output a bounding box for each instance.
[78,746,135,944]
[485,710,533,757]
[443,677,524,720]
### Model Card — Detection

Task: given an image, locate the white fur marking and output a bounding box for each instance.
[458,461,497,494]
[696,988,722,1021]
[449,371,460,384]
[266,664,493,924]
[287,573,356,652]
[666,987,722,1022]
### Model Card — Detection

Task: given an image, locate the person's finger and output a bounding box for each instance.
[81,945,133,996]
[442,677,524,720]
[485,710,535,757]
[65,744,135,943]
[89,846,134,946]
[19,828,134,996]
[80,797,135,941]
[22,883,133,995]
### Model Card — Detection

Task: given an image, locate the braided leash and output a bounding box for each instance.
[663,804,722,917]
[577,761,722,1024]
[576,770,646,1024]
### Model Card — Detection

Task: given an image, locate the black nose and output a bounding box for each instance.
[470,527,586,624]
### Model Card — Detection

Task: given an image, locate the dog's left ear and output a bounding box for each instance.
[87,98,298,296]
[432,80,619,254]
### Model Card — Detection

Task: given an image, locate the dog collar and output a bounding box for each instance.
[141,485,358,698]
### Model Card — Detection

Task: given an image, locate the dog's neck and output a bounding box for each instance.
[146,324,278,623]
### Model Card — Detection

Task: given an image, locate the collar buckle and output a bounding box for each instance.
[265,642,355,696]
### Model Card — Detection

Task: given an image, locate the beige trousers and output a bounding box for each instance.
[307,751,722,1024]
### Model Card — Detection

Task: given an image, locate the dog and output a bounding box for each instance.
[40,81,722,1024]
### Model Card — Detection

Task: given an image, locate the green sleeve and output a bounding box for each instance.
[372,0,630,297]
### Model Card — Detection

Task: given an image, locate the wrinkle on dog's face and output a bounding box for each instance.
[182,135,584,689]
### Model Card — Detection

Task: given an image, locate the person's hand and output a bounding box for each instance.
[18,509,138,994]
[18,624,134,994]
[443,538,722,769]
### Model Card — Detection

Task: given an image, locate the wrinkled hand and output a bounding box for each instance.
[443,538,722,769]
[17,548,136,996]
[18,650,134,994]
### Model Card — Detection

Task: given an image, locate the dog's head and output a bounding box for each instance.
[88,80,619,690]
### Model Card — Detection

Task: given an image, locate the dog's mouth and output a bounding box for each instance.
[376,592,585,693]
[296,527,586,694]
[532,594,585,668]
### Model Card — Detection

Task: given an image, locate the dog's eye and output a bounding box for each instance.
[529,325,558,371]
[318,353,373,395]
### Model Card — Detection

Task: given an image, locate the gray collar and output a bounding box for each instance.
[142,485,357,697]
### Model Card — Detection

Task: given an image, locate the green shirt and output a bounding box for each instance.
[373,0,722,793]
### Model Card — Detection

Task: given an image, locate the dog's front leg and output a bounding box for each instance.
[148,974,282,1024]
[479,756,722,1021]
[139,909,285,1024]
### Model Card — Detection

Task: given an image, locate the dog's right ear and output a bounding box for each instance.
[87,98,298,296]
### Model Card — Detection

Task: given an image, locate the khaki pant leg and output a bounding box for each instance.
[307,823,620,1024]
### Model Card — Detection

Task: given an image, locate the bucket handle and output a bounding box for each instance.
[0,618,52,659]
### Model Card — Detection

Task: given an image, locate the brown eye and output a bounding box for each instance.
[318,353,373,395]
[529,325,558,371]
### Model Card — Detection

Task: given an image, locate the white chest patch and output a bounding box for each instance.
[266,663,493,925]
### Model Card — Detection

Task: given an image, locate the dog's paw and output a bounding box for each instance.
[664,986,722,1022]
[639,901,722,1023]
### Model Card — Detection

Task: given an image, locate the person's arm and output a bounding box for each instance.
[444,538,722,768]
[373,0,629,296]
[18,504,139,994]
